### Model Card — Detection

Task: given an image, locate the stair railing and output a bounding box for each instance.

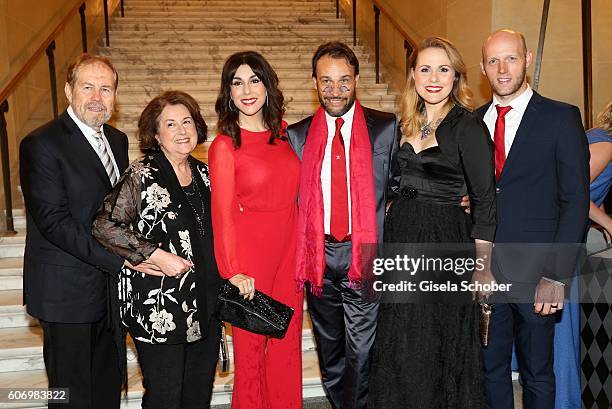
[371,0,417,85]
[581,0,593,129]
[103,0,125,46]
[0,0,125,235]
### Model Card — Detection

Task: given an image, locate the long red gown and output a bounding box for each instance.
[208,127,303,409]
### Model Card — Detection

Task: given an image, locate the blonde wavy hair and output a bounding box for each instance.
[595,100,612,132]
[400,37,473,140]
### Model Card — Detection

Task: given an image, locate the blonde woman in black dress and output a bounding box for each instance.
[368,37,496,409]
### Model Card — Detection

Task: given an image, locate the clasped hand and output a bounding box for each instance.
[124,247,192,277]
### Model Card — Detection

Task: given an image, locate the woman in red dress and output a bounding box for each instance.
[208,51,303,409]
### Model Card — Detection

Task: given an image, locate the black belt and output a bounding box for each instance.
[325,234,352,243]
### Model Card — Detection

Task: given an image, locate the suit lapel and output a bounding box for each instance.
[60,112,112,189]
[363,107,376,151]
[500,93,542,182]
[289,117,312,160]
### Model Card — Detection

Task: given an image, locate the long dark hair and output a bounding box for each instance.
[215,51,285,148]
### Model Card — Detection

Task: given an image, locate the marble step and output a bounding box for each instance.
[0,259,23,292]
[124,0,334,4]
[0,277,20,291]
[0,312,315,373]
[0,290,36,329]
[109,21,348,32]
[0,231,25,258]
[105,36,358,48]
[107,51,368,63]
[124,0,334,3]
[125,2,331,8]
[101,44,369,54]
[112,16,343,25]
[124,0,334,7]
[120,10,337,18]
[0,259,22,277]
[109,33,352,43]
[2,210,26,230]
[109,27,351,38]
[0,349,323,408]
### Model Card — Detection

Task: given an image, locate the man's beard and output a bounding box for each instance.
[319,93,356,117]
[78,102,112,129]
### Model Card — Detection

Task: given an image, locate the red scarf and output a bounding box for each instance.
[295,100,378,295]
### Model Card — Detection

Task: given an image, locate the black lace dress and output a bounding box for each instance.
[368,106,496,409]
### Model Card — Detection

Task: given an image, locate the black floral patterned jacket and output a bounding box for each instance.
[93,152,221,344]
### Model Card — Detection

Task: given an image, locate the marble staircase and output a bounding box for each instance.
[99,0,399,159]
[0,0,401,407]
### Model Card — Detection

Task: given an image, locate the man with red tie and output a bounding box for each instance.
[476,29,589,409]
[286,42,400,409]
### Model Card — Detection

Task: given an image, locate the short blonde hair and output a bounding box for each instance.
[595,100,612,132]
[400,37,473,140]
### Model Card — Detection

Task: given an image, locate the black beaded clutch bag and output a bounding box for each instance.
[216,281,294,339]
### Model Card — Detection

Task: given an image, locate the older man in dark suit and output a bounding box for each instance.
[19,54,129,409]
[287,42,400,409]
[477,30,589,409]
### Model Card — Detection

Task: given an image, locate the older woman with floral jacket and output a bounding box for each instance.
[93,91,221,409]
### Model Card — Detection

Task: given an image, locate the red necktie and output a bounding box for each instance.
[331,117,349,241]
[494,105,512,180]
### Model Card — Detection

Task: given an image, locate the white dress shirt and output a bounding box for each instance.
[483,85,534,156]
[321,103,355,234]
[67,106,120,180]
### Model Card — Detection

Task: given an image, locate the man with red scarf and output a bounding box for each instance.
[287,42,400,409]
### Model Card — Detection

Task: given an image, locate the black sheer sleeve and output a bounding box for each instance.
[457,114,497,241]
[92,166,158,266]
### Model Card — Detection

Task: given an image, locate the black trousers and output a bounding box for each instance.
[307,241,379,409]
[482,303,556,409]
[40,315,121,409]
[134,319,221,409]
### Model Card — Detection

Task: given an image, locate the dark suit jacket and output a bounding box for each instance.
[19,111,129,323]
[286,106,400,244]
[476,92,589,285]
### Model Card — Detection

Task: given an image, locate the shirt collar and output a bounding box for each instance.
[325,101,356,128]
[492,84,533,115]
[67,106,104,138]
